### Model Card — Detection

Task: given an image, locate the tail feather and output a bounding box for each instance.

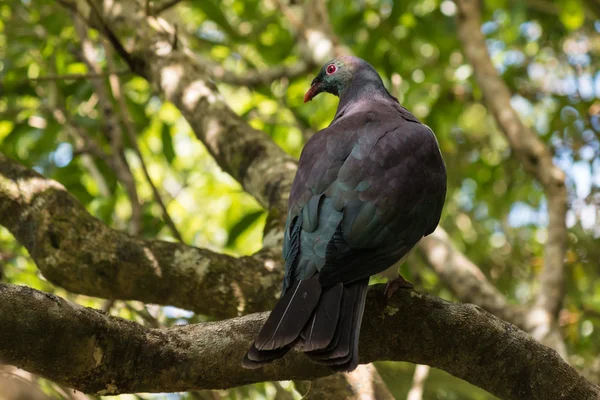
[254,276,321,351]
[305,283,359,360]
[300,282,343,352]
[242,276,369,372]
[306,279,368,371]
[319,279,368,372]
[241,344,291,369]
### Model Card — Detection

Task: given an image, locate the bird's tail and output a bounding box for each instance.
[242,276,369,372]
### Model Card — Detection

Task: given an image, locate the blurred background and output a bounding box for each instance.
[0,0,599,398]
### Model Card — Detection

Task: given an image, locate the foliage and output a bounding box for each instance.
[0,0,599,398]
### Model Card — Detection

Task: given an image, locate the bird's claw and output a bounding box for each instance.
[384,275,414,299]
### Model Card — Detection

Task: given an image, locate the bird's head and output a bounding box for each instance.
[304,56,363,103]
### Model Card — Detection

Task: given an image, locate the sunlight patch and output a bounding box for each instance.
[160,64,184,98]
[183,80,215,109]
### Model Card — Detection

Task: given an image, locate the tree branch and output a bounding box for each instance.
[419,229,527,327]
[0,153,282,318]
[151,0,183,15]
[0,283,596,399]
[454,0,568,346]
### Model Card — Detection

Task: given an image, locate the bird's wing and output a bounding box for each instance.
[283,105,446,289]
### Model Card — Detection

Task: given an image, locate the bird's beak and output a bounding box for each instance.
[304,81,322,103]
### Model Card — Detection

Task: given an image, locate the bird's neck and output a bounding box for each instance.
[335,71,395,119]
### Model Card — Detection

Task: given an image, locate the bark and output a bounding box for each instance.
[1,283,597,400]
[0,153,282,318]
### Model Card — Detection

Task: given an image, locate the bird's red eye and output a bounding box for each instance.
[326,64,337,74]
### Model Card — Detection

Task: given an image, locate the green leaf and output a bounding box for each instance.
[161,123,176,164]
[226,210,265,247]
[558,0,585,30]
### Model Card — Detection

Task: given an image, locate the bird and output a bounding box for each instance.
[242,56,447,372]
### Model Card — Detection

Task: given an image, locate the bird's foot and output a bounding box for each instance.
[384,275,414,299]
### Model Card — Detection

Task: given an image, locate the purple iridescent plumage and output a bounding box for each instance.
[243,56,447,372]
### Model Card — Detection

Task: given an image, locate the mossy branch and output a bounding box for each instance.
[1,282,597,399]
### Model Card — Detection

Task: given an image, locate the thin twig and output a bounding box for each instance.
[191,52,311,88]
[74,16,143,235]
[37,70,115,201]
[105,44,184,242]
[273,382,295,400]
[56,0,93,26]
[123,302,160,328]
[51,106,113,166]
[152,0,183,15]
[216,61,311,88]
[101,300,116,313]
[83,0,140,74]
[30,70,130,81]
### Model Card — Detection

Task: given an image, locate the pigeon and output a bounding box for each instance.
[242,56,447,372]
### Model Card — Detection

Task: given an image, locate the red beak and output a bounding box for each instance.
[304,82,322,103]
